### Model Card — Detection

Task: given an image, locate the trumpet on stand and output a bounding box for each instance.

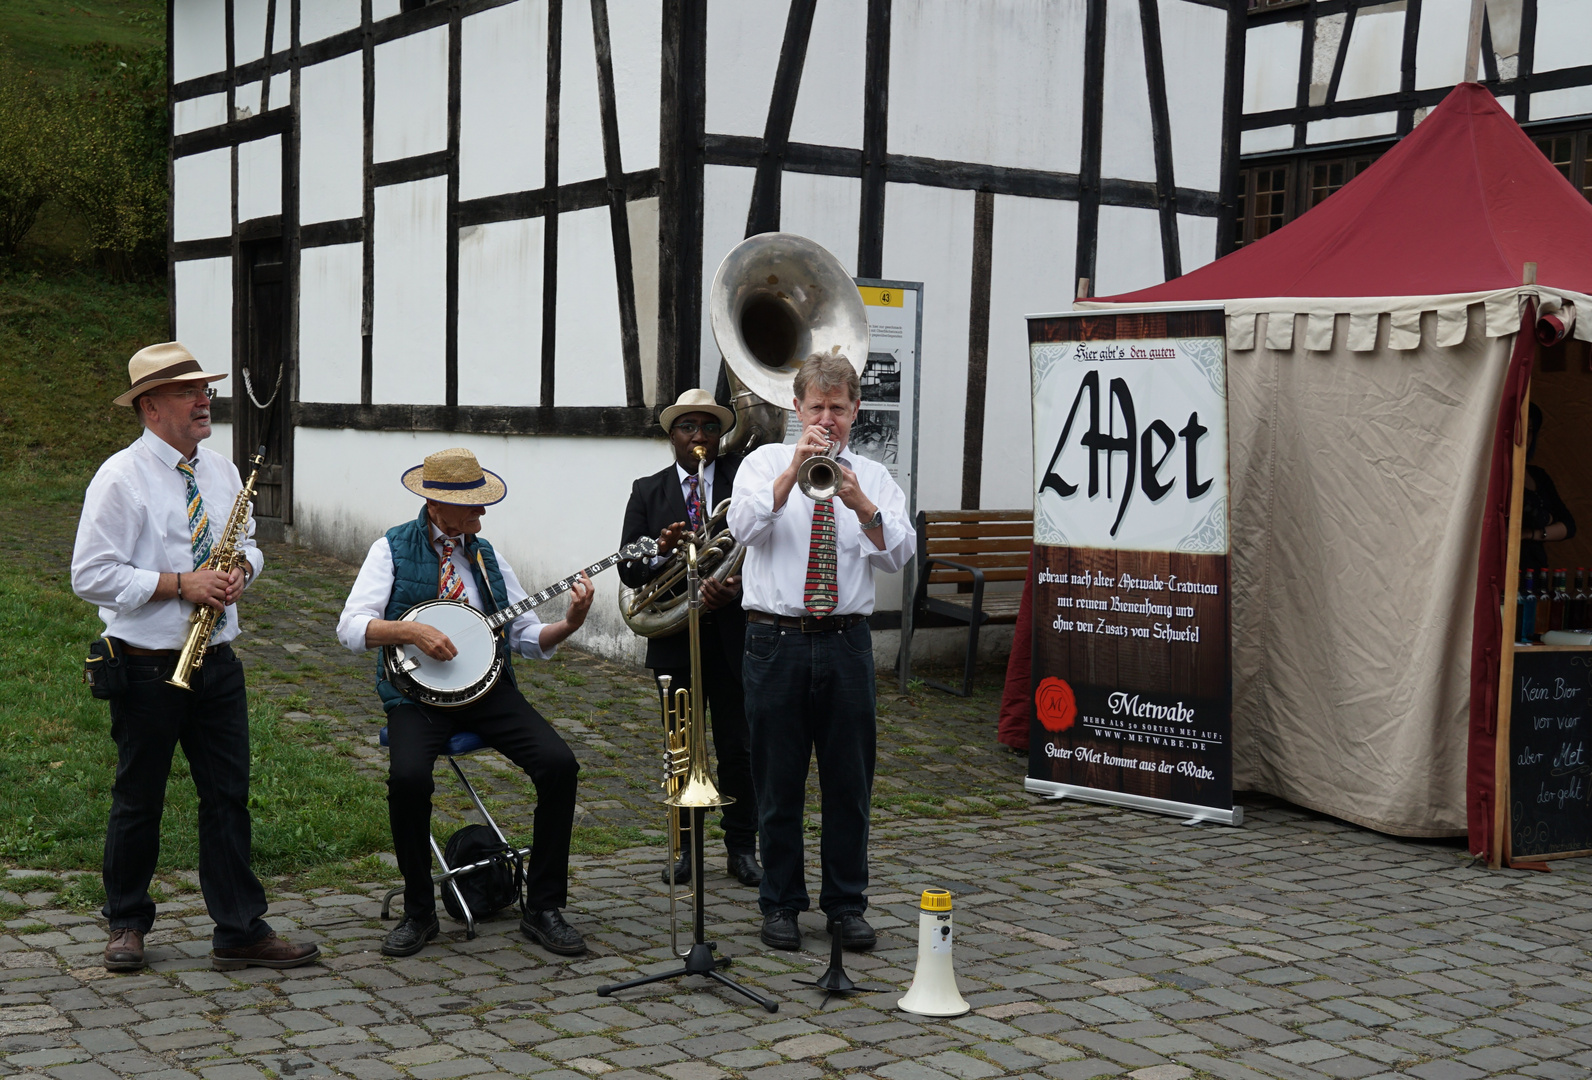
[599,448,778,1013]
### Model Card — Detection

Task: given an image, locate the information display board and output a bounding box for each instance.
[1509,650,1592,860]
[1023,307,1239,825]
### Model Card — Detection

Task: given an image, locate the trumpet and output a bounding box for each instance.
[169,447,265,690]
[796,434,842,501]
[658,447,731,957]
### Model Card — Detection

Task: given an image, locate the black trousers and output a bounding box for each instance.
[386,678,578,916]
[103,646,272,949]
[655,630,758,856]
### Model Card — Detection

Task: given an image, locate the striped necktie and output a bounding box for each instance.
[804,497,838,616]
[439,538,467,600]
[175,460,225,630]
[685,474,703,530]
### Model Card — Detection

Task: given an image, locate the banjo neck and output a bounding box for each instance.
[483,550,630,631]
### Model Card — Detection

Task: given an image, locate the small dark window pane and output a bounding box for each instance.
[1537,136,1574,181]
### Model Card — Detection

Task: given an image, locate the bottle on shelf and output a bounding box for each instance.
[1536,567,1554,639]
[1519,568,1536,643]
[1552,570,1570,632]
[1574,568,1588,631]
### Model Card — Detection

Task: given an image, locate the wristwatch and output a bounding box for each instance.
[860,508,884,530]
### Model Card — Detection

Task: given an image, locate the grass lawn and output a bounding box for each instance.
[0,0,164,83]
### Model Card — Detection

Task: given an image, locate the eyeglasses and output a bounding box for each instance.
[672,420,723,436]
[151,386,217,402]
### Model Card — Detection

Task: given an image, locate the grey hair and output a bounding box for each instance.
[793,350,860,403]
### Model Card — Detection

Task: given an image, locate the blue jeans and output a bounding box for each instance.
[103,646,272,949]
[743,620,876,916]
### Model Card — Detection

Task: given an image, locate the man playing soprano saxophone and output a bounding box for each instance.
[71,343,319,974]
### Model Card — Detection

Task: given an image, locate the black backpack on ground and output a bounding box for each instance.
[440,824,518,922]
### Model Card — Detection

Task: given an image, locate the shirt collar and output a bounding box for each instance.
[675,460,717,486]
[140,426,196,471]
[429,520,472,550]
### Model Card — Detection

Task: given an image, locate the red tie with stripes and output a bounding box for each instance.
[804,498,838,616]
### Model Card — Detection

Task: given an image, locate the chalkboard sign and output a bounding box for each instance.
[1510,651,1592,859]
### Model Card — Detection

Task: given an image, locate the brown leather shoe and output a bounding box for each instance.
[104,927,146,972]
[210,932,320,971]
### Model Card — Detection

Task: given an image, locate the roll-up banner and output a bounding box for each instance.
[1024,306,1239,826]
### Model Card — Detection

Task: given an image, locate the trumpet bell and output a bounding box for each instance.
[796,447,843,501]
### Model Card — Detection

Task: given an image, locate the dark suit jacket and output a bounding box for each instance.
[620,457,747,672]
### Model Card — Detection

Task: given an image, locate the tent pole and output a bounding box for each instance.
[1464,0,1485,84]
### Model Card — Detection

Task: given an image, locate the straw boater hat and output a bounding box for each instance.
[659,388,733,434]
[113,342,227,407]
[401,447,508,506]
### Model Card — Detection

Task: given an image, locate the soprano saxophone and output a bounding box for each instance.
[168,447,266,690]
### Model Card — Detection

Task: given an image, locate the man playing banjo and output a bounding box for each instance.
[336,447,594,957]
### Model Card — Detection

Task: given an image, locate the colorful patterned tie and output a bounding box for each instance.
[804,497,838,616]
[685,474,703,530]
[439,538,467,600]
[176,460,225,630]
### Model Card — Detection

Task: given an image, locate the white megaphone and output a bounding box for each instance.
[897,889,969,1017]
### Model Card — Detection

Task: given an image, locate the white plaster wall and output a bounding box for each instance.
[881,182,974,517]
[374,0,401,21]
[1093,204,1164,297]
[173,149,231,242]
[298,243,364,405]
[269,71,289,110]
[561,0,607,185]
[1416,0,1470,90]
[236,81,262,120]
[1101,0,1157,185]
[1178,213,1220,275]
[461,1,547,200]
[174,258,233,397]
[789,0,866,150]
[1307,111,1397,145]
[300,54,364,225]
[697,165,756,397]
[1531,86,1592,121]
[302,0,361,44]
[982,195,1079,512]
[629,197,661,407]
[458,218,544,407]
[175,93,227,136]
[1160,0,1228,194]
[372,177,449,405]
[1244,20,1302,114]
[705,4,786,139]
[172,0,226,83]
[611,0,662,173]
[889,0,1086,174]
[237,136,281,223]
[1242,126,1294,154]
[778,172,862,279]
[234,0,269,65]
[1337,9,1404,101]
[290,428,667,663]
[554,206,628,407]
[1535,0,1592,73]
[374,26,448,163]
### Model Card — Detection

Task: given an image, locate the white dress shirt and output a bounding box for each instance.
[727,443,914,617]
[336,521,553,660]
[677,458,716,513]
[71,427,264,650]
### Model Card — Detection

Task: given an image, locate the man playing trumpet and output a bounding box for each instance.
[727,351,914,951]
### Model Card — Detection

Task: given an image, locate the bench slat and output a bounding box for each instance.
[922,510,1032,524]
[927,536,1032,554]
[926,551,1031,569]
[927,568,1029,584]
[923,522,1033,540]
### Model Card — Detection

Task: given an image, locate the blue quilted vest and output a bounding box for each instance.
[376,504,516,712]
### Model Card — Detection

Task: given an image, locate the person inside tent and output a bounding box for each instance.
[1521,403,1575,572]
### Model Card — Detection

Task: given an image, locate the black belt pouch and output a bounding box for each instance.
[83,636,129,700]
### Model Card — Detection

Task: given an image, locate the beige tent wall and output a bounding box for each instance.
[1230,307,1513,836]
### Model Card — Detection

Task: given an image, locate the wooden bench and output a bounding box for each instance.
[900,509,1031,696]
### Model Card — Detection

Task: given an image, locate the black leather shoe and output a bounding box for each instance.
[727,853,763,887]
[826,911,877,951]
[104,928,146,972]
[520,909,586,956]
[380,914,439,958]
[760,908,801,951]
[661,851,691,885]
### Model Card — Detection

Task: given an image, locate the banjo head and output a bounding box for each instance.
[395,601,499,694]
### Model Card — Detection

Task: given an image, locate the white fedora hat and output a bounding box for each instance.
[400,447,508,506]
[113,342,227,407]
[659,388,734,434]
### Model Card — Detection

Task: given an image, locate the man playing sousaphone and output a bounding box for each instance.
[336,448,593,957]
[619,389,762,888]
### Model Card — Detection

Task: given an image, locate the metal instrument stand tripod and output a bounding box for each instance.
[596,807,777,1012]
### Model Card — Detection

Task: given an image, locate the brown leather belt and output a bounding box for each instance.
[122,644,230,659]
[746,610,868,633]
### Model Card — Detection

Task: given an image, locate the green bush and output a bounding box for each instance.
[0,57,64,256]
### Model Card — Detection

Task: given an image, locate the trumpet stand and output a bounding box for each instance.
[598,513,778,1013]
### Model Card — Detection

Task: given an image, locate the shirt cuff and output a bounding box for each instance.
[341,614,376,653]
[120,569,161,613]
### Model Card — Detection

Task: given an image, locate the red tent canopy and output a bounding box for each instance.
[1099,83,1592,304]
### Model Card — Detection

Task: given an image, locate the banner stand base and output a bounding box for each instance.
[1025,778,1243,827]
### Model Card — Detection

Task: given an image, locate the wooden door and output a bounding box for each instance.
[235,239,291,539]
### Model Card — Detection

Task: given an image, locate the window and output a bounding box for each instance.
[1530,129,1592,203]
[1307,155,1377,209]
[1234,152,1381,247]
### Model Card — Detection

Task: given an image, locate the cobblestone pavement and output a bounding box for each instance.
[9,538,1592,1080]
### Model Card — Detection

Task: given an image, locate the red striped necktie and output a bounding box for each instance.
[804,498,838,616]
[439,538,467,600]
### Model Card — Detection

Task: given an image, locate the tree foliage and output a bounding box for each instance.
[0,56,64,257]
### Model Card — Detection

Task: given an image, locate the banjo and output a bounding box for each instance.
[384,537,659,707]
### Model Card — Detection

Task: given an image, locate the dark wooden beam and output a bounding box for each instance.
[1397,0,1422,137]
[591,0,645,407]
[1324,1,1357,107]
[961,192,994,511]
[288,401,667,438]
[746,0,818,237]
[361,0,375,406]
[1216,0,1247,257]
[445,1,461,409]
[1139,0,1182,281]
[541,0,562,407]
[857,0,891,278]
[1075,0,1108,290]
[658,0,706,402]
